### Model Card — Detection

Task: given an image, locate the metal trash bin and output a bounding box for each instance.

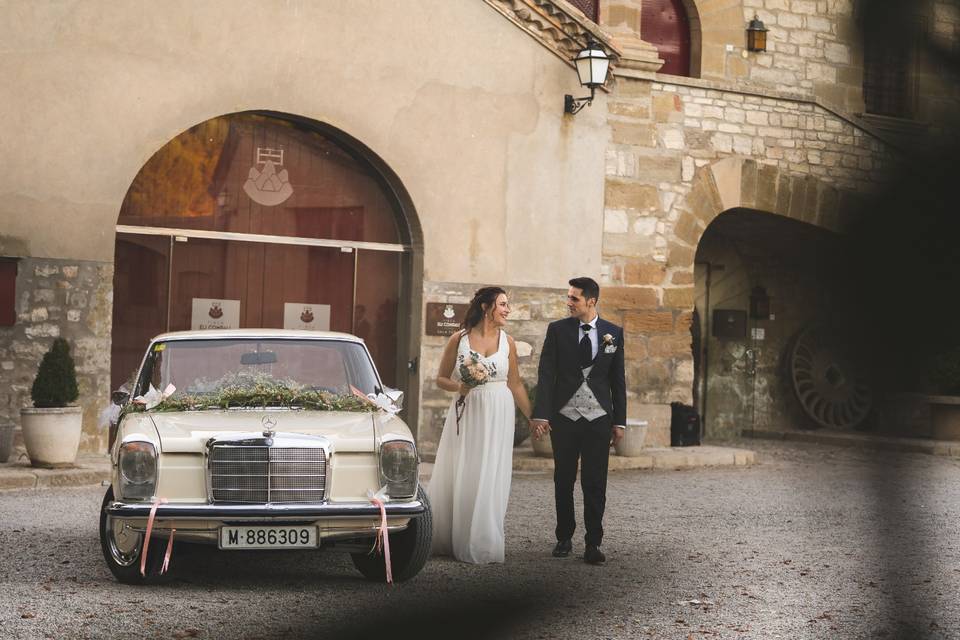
[614,419,649,456]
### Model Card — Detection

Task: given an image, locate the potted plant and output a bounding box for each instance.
[20,337,83,467]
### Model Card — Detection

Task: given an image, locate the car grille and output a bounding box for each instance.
[208,446,327,504]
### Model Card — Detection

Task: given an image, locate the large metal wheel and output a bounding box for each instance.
[99,486,168,584]
[789,325,872,429]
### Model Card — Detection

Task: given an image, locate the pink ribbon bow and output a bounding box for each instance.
[140,497,175,577]
[367,488,393,585]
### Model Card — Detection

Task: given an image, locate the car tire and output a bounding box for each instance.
[99,486,171,584]
[350,486,432,583]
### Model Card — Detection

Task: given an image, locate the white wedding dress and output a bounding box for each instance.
[428,329,515,564]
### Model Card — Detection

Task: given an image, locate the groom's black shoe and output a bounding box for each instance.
[552,539,572,558]
[584,544,606,565]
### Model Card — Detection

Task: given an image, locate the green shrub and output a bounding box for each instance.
[30,338,79,408]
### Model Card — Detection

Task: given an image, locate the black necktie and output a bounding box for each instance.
[580,324,592,368]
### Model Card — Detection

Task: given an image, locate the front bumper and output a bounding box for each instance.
[106,499,426,522]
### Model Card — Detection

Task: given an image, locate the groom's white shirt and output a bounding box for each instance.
[578,314,599,359]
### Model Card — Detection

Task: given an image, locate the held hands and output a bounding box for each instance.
[530,419,551,440]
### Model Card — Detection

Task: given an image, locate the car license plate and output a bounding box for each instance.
[219,525,318,549]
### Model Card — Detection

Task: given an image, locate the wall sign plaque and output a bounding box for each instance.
[191,298,241,330]
[283,302,330,331]
[425,303,468,336]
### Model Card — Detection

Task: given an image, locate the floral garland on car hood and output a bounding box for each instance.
[123,371,378,415]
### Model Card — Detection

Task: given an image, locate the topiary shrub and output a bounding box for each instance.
[30,338,79,408]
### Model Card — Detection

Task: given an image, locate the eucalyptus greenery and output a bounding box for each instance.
[124,371,377,415]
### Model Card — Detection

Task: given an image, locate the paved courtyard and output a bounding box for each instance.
[1,439,958,639]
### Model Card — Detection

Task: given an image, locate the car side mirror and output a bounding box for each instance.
[383,387,404,411]
[111,390,130,405]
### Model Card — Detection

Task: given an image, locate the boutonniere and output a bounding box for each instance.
[602,333,617,353]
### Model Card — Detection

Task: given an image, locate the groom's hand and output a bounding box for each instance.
[531,419,551,439]
[610,426,625,446]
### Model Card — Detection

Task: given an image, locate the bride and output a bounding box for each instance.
[428,286,532,563]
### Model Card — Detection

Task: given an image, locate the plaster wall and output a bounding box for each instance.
[0,0,607,287]
[0,0,612,451]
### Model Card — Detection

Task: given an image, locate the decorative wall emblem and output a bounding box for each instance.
[300,307,314,323]
[243,147,294,206]
[443,304,456,319]
[208,302,223,319]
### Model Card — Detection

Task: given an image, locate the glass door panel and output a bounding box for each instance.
[355,250,400,386]
[260,243,355,332]
[111,234,170,391]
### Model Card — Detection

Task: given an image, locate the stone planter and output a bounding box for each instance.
[0,423,14,463]
[531,432,553,458]
[20,406,83,468]
[614,419,648,457]
[927,395,960,441]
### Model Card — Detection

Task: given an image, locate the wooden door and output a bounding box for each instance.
[642,0,691,77]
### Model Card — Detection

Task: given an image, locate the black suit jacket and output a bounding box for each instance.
[533,316,626,427]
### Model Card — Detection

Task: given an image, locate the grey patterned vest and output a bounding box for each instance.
[559,365,607,422]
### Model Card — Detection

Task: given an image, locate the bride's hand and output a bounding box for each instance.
[458,383,472,396]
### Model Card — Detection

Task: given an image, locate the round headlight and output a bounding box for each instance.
[379,440,418,498]
[119,441,157,486]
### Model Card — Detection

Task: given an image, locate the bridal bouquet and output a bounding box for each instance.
[455,351,494,434]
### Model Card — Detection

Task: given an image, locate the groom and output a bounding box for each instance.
[531,277,626,565]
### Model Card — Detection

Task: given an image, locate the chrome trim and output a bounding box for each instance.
[116,225,411,253]
[105,499,426,520]
[205,433,331,504]
[120,524,410,546]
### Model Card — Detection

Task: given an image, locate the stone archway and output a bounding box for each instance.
[602,156,860,444]
[681,158,860,437]
[111,111,426,439]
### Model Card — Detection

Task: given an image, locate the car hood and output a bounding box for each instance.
[151,410,384,453]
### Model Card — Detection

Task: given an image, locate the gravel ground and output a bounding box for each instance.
[1,439,959,639]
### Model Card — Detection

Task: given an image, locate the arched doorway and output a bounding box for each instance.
[678,158,866,438]
[641,0,695,77]
[111,112,421,424]
[694,209,848,437]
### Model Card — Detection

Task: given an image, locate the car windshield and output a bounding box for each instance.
[136,338,381,399]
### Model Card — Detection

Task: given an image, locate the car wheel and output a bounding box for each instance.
[99,486,170,584]
[350,486,432,583]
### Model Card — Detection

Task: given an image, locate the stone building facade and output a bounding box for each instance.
[2,0,958,456]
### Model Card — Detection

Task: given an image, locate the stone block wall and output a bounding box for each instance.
[739,0,862,112]
[0,258,113,455]
[599,73,896,410]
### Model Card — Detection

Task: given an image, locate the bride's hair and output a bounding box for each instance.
[461,286,507,331]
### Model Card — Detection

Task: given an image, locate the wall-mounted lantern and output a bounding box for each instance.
[750,285,770,319]
[564,39,610,115]
[746,15,768,52]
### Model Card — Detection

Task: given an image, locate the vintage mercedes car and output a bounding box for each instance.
[99,329,431,584]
